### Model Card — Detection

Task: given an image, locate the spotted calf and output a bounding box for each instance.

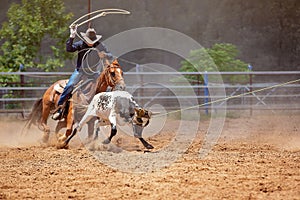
[61,91,153,149]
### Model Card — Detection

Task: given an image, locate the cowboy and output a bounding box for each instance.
[52,25,113,120]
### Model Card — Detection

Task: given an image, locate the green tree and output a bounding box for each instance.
[180,43,249,83]
[0,0,73,75]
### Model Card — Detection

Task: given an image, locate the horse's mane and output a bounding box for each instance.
[95,66,112,94]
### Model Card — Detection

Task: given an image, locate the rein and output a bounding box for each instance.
[96,62,124,93]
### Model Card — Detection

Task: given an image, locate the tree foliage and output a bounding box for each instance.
[0,0,73,73]
[180,43,249,83]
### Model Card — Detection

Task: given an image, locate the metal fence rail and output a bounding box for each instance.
[1,71,300,114]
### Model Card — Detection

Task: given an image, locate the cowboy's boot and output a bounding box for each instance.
[52,105,63,120]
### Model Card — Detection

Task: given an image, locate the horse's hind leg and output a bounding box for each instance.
[41,102,51,143]
[41,123,50,143]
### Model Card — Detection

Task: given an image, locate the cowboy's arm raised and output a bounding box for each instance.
[66,24,80,52]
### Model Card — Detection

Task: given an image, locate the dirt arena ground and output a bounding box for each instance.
[0,111,299,199]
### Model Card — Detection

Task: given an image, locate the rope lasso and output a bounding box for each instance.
[67,8,131,74]
[80,48,103,75]
[153,78,300,118]
[69,8,131,42]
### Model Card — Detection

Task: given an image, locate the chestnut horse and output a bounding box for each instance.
[23,60,125,145]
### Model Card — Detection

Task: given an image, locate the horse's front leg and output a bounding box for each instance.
[55,120,67,142]
[65,106,74,138]
[57,113,93,149]
[55,121,66,133]
[56,105,74,148]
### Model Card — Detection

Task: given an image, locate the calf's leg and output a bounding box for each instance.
[103,124,117,144]
[87,118,96,139]
[133,124,154,149]
[138,138,154,149]
[103,114,117,144]
[93,120,99,140]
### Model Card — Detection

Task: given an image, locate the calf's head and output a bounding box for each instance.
[132,107,152,138]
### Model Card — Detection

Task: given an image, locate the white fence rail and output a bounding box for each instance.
[1,71,300,114]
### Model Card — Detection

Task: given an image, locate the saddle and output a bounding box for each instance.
[50,80,69,119]
[49,80,69,103]
[54,80,68,94]
[50,79,92,120]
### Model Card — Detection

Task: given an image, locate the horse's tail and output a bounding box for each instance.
[22,98,43,134]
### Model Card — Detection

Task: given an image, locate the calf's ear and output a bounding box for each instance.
[134,107,143,117]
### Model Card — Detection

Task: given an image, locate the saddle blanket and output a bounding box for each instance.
[54,80,68,94]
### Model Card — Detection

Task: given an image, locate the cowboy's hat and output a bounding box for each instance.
[80,28,102,45]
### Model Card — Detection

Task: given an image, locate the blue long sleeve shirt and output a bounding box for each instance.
[66,38,113,70]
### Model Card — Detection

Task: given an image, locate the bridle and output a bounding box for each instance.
[105,63,124,88]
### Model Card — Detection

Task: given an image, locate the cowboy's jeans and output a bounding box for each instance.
[57,69,82,106]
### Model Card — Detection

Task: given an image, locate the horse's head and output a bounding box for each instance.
[96,59,126,93]
[106,60,126,91]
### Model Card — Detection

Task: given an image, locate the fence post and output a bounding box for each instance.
[136,64,144,105]
[248,64,253,116]
[204,71,209,115]
[19,64,25,110]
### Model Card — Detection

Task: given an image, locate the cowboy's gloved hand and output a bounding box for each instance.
[70,24,78,38]
[98,51,106,59]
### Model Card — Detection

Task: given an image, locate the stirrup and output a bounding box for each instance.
[52,110,62,120]
[52,106,63,120]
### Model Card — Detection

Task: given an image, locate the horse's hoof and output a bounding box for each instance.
[56,141,68,149]
[57,134,67,143]
[102,139,111,144]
